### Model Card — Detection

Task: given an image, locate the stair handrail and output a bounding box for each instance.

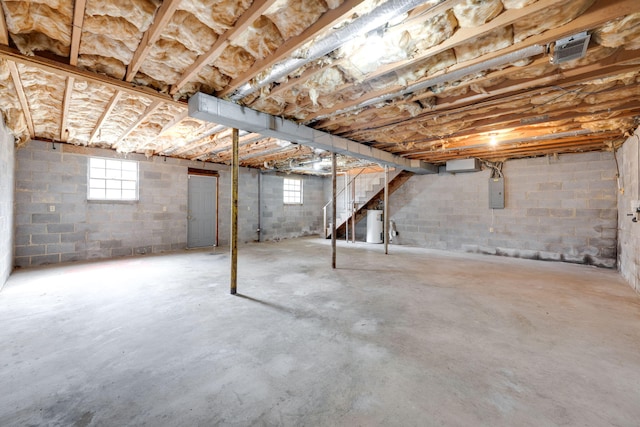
[322,168,365,210]
[322,168,366,238]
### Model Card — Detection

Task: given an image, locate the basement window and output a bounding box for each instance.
[88,157,138,201]
[283,178,303,205]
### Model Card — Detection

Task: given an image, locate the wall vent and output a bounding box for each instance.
[552,32,590,64]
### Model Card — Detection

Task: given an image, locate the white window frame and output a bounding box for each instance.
[283,178,303,205]
[88,157,139,201]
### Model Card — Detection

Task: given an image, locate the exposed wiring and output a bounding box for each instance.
[613,144,624,195]
[551,85,621,95]
[482,160,504,179]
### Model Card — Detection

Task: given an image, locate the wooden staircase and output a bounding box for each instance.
[326,170,414,239]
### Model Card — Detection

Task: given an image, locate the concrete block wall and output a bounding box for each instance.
[259,173,325,241]
[389,152,618,268]
[14,140,324,267]
[617,128,640,292]
[0,117,15,287]
[217,167,261,245]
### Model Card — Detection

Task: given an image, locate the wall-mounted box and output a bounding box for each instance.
[489,177,505,209]
[446,158,481,173]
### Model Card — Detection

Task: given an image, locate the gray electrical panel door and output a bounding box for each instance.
[187,175,217,248]
[489,177,505,209]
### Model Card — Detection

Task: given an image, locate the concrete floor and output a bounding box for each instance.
[1,238,639,426]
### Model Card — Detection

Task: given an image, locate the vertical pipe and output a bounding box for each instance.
[323,206,327,239]
[345,175,349,242]
[331,152,337,269]
[351,172,356,243]
[256,171,261,242]
[230,128,239,295]
[384,165,389,255]
[345,174,349,242]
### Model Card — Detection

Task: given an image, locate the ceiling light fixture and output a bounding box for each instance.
[403,129,595,156]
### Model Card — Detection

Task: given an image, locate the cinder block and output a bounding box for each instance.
[539,251,562,261]
[32,213,60,223]
[538,182,562,191]
[589,199,616,209]
[30,254,61,266]
[589,179,616,191]
[135,246,152,255]
[99,240,122,249]
[15,245,45,257]
[49,162,78,174]
[61,231,86,243]
[599,247,617,259]
[48,183,78,194]
[526,208,549,217]
[15,235,30,246]
[16,224,47,236]
[32,149,61,163]
[17,202,49,214]
[144,171,162,179]
[61,252,87,263]
[549,209,574,218]
[46,243,75,254]
[111,247,133,257]
[13,257,31,268]
[47,223,74,233]
[16,180,47,192]
[32,234,60,244]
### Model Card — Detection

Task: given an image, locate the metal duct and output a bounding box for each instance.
[189,92,438,174]
[229,0,444,101]
[309,44,546,123]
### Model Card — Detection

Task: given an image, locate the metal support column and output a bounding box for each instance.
[230,128,239,294]
[351,172,356,243]
[384,165,389,255]
[331,152,337,269]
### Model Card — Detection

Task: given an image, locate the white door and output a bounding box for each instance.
[187,175,217,248]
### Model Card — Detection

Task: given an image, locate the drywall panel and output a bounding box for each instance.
[0,117,15,288]
[389,152,618,268]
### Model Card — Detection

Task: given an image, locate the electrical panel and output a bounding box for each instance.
[489,177,504,209]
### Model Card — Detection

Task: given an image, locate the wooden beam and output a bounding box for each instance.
[0,2,9,45]
[157,109,188,136]
[187,132,267,160]
[418,135,621,162]
[267,0,463,99]
[305,0,637,122]
[59,77,75,142]
[69,0,87,66]
[126,0,181,82]
[217,0,368,97]
[230,127,239,295]
[89,91,122,143]
[359,0,635,88]
[336,50,640,138]
[170,0,278,95]
[0,45,183,107]
[174,128,232,157]
[114,100,163,146]
[8,61,34,138]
